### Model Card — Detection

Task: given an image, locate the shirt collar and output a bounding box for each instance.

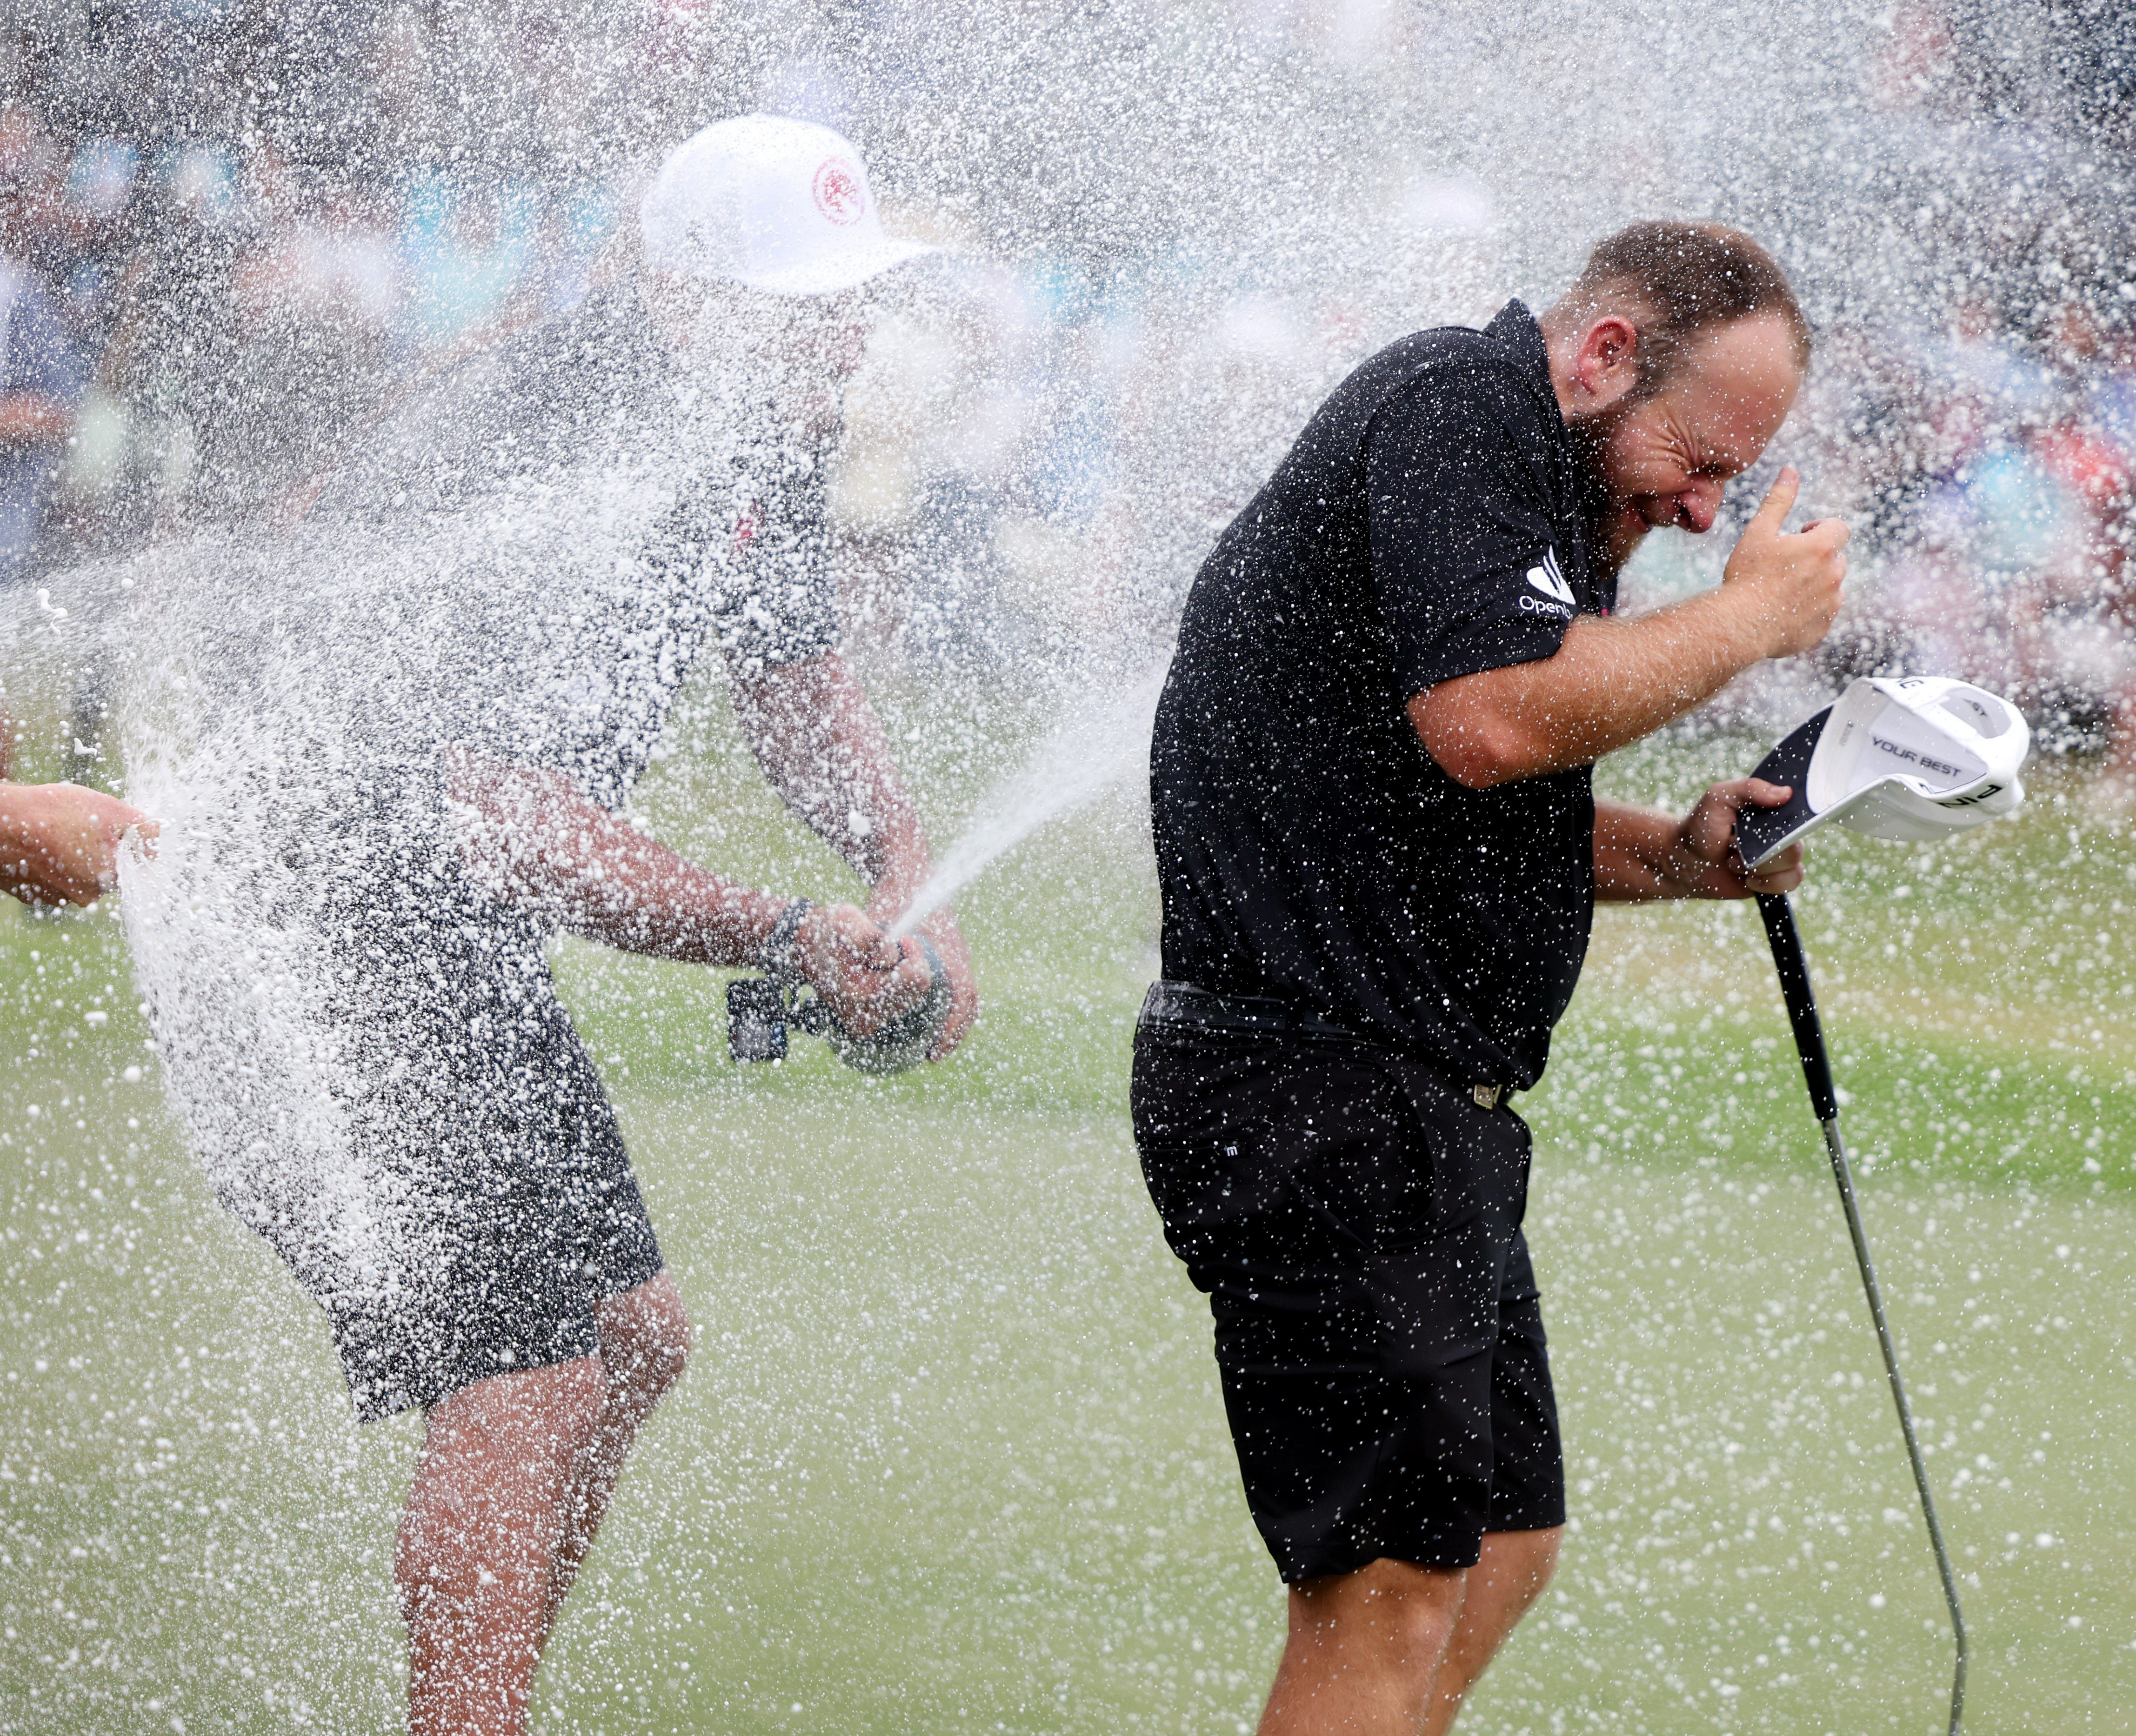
[1488,297,1612,585]
[1485,299,1556,415]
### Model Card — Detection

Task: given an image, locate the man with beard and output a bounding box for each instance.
[1133,221,1849,1735]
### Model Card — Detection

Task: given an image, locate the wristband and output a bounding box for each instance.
[759,898,813,975]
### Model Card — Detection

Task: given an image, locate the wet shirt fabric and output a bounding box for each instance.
[323,280,840,807]
[1150,300,1612,1090]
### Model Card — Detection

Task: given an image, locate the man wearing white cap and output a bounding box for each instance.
[624,112,974,1047]
[235,113,971,1736]
[639,112,940,295]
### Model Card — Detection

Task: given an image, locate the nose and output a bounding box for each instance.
[1675,478,1722,533]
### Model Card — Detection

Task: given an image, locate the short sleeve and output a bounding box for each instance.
[1366,366,1573,695]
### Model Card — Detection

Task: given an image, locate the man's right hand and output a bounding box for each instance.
[795,904,935,1039]
[1720,466,1850,659]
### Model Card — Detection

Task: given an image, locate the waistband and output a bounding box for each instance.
[1136,981,1515,1110]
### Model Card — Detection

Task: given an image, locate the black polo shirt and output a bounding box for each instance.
[1150,300,1613,1089]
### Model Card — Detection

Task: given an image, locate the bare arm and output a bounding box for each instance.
[453,755,790,964]
[730,651,977,1056]
[446,755,930,1037]
[729,651,927,903]
[1594,780,1804,902]
[0,783,156,907]
[1414,469,1849,789]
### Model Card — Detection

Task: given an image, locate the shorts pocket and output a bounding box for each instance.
[1131,1031,1282,1237]
[1392,1069,1531,1241]
[1280,1058,1437,1256]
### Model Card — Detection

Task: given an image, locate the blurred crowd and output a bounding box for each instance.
[0,106,619,563]
[0,57,1428,691]
[1802,295,2136,799]
[0,0,2131,799]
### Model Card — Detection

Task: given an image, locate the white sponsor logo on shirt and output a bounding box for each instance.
[1525,548,1575,606]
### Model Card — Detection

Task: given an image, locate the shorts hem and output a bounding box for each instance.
[596,1247,668,1307]
[1273,1512,1567,1584]
[1273,1536,1481,1582]
[346,1315,606,1424]
[1487,1501,1568,1536]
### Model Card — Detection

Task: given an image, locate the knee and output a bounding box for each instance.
[1375,1562,1467,1661]
[597,1272,692,1411]
[1292,1557,1465,1668]
[551,1353,611,1441]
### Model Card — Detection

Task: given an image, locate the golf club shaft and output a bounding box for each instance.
[1756,892,1968,1736]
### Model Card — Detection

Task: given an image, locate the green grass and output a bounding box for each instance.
[3,672,2135,1732]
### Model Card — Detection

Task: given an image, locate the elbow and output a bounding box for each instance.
[1433,740,1526,791]
[1415,705,1541,790]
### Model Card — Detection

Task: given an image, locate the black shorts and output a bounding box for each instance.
[319,945,665,1423]
[1131,1025,1564,1581]
[206,807,664,1425]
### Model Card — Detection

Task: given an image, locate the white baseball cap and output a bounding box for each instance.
[638,113,937,297]
[1737,676,2032,869]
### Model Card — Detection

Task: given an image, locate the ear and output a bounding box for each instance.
[1571,315,1643,413]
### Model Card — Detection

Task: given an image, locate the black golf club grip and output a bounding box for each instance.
[1756,893,1840,1123]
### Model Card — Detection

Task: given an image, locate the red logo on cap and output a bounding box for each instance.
[812,158,866,225]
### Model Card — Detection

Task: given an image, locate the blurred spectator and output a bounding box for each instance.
[1817,291,2136,808]
[0,112,88,587]
[395,173,539,355]
[93,141,255,532]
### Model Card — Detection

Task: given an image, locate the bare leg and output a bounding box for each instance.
[541,1271,693,1643]
[1420,1528,1562,1736]
[396,1357,606,1736]
[1258,1557,1469,1736]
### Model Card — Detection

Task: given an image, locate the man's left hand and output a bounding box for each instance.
[1655,776,1804,898]
[893,907,977,1060]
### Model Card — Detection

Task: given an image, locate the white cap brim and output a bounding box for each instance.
[721,233,940,297]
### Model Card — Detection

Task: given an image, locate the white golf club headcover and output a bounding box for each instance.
[1737,676,2031,869]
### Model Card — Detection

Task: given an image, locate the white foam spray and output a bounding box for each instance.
[888,661,1167,939]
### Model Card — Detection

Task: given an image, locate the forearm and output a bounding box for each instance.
[535,814,787,962]
[452,762,786,963]
[726,653,978,1054]
[730,652,931,899]
[1415,590,1768,788]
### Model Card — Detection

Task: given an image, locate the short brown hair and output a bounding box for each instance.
[1556,220,1812,394]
